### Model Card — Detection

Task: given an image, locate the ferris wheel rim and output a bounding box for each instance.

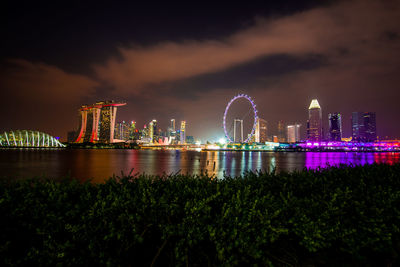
[223,94,258,143]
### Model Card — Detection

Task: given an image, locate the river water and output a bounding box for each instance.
[0,149,399,182]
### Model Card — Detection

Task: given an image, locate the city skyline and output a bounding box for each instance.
[71,96,381,144]
[1,0,400,141]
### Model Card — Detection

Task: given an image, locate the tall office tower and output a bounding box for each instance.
[75,101,126,143]
[152,120,157,137]
[352,112,376,142]
[351,112,364,142]
[114,121,130,141]
[148,120,157,143]
[167,119,175,139]
[170,119,176,131]
[364,112,377,142]
[142,124,149,139]
[175,130,181,144]
[278,120,285,142]
[307,99,322,141]
[329,113,342,141]
[149,121,154,142]
[255,118,268,143]
[180,121,186,144]
[287,124,301,143]
[129,121,136,140]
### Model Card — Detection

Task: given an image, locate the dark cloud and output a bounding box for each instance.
[0,59,99,137]
[93,0,399,96]
[102,0,400,140]
[162,54,326,100]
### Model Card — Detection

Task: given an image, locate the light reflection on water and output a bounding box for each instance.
[305,152,400,169]
[0,149,399,182]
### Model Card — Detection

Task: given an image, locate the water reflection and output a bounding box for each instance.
[0,149,399,182]
[305,152,400,169]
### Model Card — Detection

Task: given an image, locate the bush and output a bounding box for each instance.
[1,164,400,266]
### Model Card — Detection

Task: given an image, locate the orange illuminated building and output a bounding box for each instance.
[75,101,126,143]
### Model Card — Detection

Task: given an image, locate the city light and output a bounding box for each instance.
[63,95,397,152]
[299,141,400,151]
[0,130,65,148]
[218,138,227,144]
[223,94,258,143]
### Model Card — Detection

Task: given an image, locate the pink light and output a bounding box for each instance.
[75,131,83,142]
[299,141,400,151]
[101,103,127,107]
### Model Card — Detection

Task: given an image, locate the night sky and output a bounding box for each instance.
[2,0,400,141]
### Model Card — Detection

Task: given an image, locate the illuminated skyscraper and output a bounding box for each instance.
[287,124,301,143]
[170,119,175,131]
[75,101,126,143]
[99,103,117,143]
[152,120,157,136]
[255,118,268,143]
[168,119,176,141]
[114,121,130,141]
[329,113,342,141]
[76,108,88,142]
[129,121,136,140]
[278,120,285,142]
[180,121,186,144]
[82,106,100,142]
[307,99,322,141]
[149,119,157,143]
[141,124,149,141]
[78,106,100,142]
[364,112,377,142]
[352,112,376,142]
[351,112,364,142]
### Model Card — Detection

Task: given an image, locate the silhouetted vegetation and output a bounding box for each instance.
[1,164,400,266]
[66,141,140,149]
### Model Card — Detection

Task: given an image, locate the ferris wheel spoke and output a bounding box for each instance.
[241,109,252,121]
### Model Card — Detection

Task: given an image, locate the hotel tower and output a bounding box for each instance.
[75,101,126,143]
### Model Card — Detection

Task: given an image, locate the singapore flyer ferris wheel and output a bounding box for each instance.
[223,94,258,143]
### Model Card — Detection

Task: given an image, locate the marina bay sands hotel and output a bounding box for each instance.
[75,101,126,143]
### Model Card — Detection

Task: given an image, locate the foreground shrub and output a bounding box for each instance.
[1,163,400,266]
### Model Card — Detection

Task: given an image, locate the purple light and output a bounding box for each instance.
[223,94,258,143]
[301,141,400,151]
